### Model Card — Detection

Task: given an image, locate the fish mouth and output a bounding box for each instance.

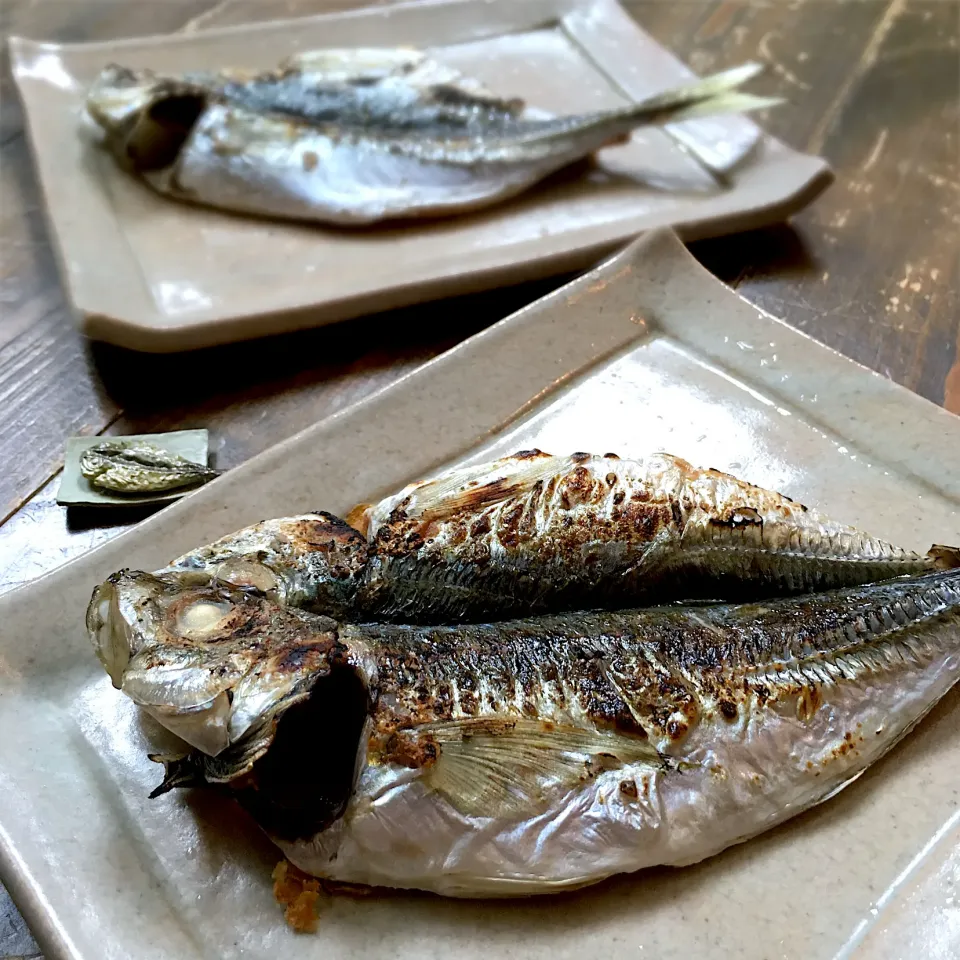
[143,626,373,846]
[86,65,209,173]
[86,569,158,687]
[122,92,206,171]
[226,662,371,843]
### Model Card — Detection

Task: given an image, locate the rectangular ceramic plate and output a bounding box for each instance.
[8,0,832,353]
[1,229,959,960]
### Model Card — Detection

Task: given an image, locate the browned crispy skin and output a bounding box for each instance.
[145,568,960,809]
[352,452,953,622]
[163,453,959,626]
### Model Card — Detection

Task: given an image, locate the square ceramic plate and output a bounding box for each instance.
[8,0,832,353]
[1,229,959,960]
[56,430,212,507]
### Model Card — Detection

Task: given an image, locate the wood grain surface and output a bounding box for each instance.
[1,1,957,956]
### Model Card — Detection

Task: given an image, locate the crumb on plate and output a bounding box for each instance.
[273,860,322,933]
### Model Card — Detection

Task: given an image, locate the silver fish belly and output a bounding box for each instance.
[91,567,960,896]
[84,49,779,225]
[162,451,957,623]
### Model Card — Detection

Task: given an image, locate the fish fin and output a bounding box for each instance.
[809,766,866,808]
[147,752,209,798]
[369,453,571,530]
[420,717,659,817]
[345,502,375,538]
[656,92,784,124]
[928,544,960,571]
[618,61,772,117]
[491,63,775,143]
[497,63,781,154]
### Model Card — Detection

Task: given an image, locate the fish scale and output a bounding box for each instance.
[87,567,960,895]
[153,453,959,625]
[85,51,780,225]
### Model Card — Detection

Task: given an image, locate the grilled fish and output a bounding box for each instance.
[164,451,958,623]
[88,566,960,896]
[84,48,780,225]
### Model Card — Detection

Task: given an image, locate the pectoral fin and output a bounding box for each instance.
[419,717,660,817]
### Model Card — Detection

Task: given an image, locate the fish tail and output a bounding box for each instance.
[928,544,960,571]
[503,62,783,154]
[618,61,783,125]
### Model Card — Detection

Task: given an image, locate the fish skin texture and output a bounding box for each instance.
[91,566,960,895]
[162,452,956,624]
[84,50,778,224]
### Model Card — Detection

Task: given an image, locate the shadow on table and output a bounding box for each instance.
[689,222,819,287]
[84,222,817,446]
[66,502,168,533]
[88,269,578,418]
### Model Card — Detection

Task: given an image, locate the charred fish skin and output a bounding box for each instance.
[210,49,531,134]
[107,568,960,897]
[146,451,958,625]
[280,569,960,895]
[354,451,956,622]
[165,511,369,620]
[84,50,779,225]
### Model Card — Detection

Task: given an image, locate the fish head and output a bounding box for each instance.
[86,569,369,761]
[164,512,369,618]
[86,567,205,686]
[85,64,211,172]
[85,64,161,130]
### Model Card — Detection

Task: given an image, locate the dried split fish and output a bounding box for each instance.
[79,440,219,494]
[89,566,960,896]
[84,48,781,225]
[162,452,959,623]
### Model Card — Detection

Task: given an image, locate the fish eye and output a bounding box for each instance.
[212,558,279,594]
[175,599,235,639]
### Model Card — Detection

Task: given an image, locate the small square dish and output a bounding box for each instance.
[9,0,832,353]
[0,229,958,960]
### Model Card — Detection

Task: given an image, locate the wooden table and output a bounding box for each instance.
[1,0,957,955]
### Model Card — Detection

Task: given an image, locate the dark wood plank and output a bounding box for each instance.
[0,885,39,960]
[650,0,960,406]
[742,0,959,406]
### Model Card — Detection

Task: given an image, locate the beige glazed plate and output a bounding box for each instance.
[9,0,832,353]
[1,230,959,959]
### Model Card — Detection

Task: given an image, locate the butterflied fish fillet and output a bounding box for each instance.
[89,566,960,896]
[161,451,959,623]
[84,48,780,225]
